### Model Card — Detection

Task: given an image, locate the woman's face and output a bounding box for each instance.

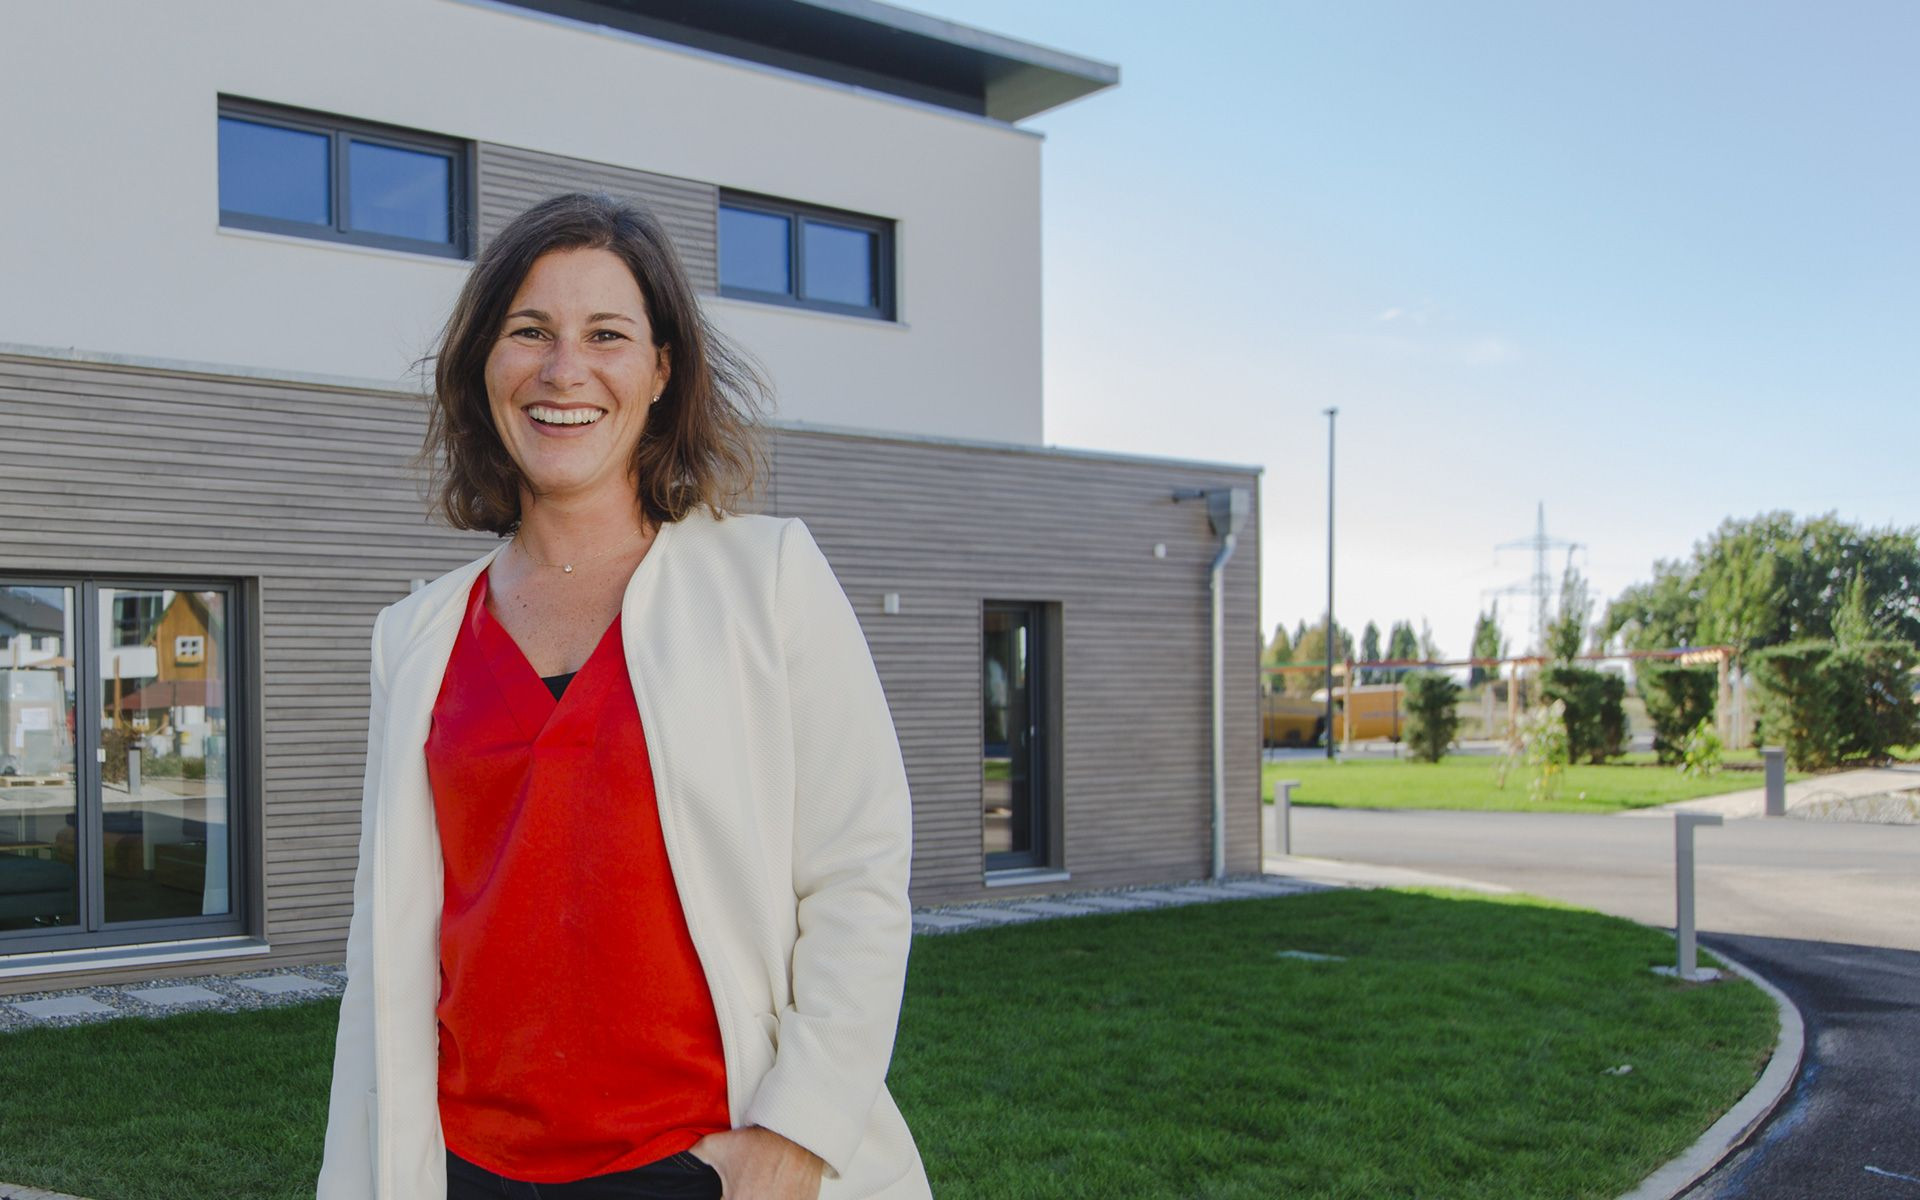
[485,246,670,505]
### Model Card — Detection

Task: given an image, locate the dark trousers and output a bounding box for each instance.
[446,1145,722,1199]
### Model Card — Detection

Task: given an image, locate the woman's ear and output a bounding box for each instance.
[654,344,672,397]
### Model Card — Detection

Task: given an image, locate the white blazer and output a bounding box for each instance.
[316,506,932,1199]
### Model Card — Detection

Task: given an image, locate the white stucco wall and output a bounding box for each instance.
[0,0,1045,444]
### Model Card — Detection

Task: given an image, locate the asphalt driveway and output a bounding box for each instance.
[1684,934,1920,1199]
[1284,807,1919,950]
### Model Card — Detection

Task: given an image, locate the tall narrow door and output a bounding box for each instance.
[983,602,1046,870]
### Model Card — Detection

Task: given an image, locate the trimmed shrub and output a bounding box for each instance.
[1403,672,1462,763]
[1751,638,1920,769]
[1637,661,1718,764]
[1540,666,1628,764]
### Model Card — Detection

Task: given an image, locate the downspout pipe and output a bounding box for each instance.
[1173,486,1252,880]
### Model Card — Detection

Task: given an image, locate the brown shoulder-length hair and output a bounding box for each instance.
[415,192,771,534]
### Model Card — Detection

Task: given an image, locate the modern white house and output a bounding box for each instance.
[0,0,1263,994]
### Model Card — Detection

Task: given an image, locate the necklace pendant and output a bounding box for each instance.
[562,563,574,574]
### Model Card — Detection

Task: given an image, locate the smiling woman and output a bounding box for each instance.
[317,193,931,1200]
[417,193,770,538]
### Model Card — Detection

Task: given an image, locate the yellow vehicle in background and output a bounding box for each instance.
[1261,695,1326,747]
[1313,683,1409,743]
[1263,683,1411,746]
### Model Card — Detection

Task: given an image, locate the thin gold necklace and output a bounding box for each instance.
[512,524,646,574]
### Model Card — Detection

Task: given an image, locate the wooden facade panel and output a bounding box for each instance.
[0,351,1260,992]
[476,144,719,294]
[771,428,1262,902]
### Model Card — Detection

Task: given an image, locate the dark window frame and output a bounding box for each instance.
[217,96,473,260]
[719,190,897,321]
[982,599,1054,874]
[0,574,253,956]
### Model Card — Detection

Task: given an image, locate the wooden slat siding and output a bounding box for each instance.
[0,349,1259,991]
[765,427,1262,905]
[475,144,719,294]
[0,352,499,995]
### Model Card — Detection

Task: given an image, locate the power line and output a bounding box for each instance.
[1486,502,1580,657]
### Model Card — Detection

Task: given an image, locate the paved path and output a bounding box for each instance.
[1279,806,1920,950]
[1617,765,1920,821]
[1683,933,1920,1200]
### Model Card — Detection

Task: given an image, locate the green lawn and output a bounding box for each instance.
[1263,755,1807,814]
[0,891,1777,1200]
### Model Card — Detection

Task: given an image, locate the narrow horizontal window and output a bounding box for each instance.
[217,98,470,259]
[719,206,792,296]
[718,193,894,320]
[218,118,330,227]
[801,221,876,308]
[347,139,454,244]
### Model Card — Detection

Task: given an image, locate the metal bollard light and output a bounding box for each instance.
[1664,812,1724,982]
[1762,747,1786,817]
[1272,779,1299,857]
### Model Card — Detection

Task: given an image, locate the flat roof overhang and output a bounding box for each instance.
[494,0,1120,121]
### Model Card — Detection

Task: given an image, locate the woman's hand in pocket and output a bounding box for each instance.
[687,1125,823,1200]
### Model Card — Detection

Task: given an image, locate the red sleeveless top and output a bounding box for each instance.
[425,566,730,1182]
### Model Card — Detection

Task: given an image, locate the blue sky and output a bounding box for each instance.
[919,0,1918,659]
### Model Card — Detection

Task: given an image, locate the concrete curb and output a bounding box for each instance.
[1614,947,1806,1200]
[0,1183,90,1200]
[1260,851,1516,896]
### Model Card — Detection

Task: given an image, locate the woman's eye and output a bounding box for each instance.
[589,329,626,342]
[508,327,546,341]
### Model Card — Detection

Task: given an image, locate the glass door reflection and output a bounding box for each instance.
[983,602,1044,868]
[98,587,231,922]
[0,586,80,931]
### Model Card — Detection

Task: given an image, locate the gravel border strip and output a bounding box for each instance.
[0,872,1338,1034]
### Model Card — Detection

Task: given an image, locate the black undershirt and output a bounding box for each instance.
[540,671,576,701]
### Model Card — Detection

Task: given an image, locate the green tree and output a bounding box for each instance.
[1403,671,1462,762]
[1546,564,1593,664]
[1384,621,1419,682]
[1470,606,1505,687]
[1286,617,1354,698]
[1267,623,1293,662]
[1832,565,1880,648]
[1418,617,1441,663]
[1261,623,1294,696]
[1636,661,1717,764]
[1359,621,1382,684]
[1541,665,1628,764]
[1751,638,1920,768]
[1605,511,1920,657]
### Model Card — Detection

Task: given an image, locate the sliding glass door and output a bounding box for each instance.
[0,578,242,951]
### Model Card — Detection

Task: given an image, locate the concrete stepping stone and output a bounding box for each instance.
[1162,885,1235,902]
[1218,880,1314,897]
[948,907,1039,924]
[10,995,117,1019]
[1122,889,1204,905]
[912,913,982,931]
[126,984,224,1007]
[234,975,328,995]
[1004,901,1102,917]
[0,1180,92,1200]
[1070,895,1161,912]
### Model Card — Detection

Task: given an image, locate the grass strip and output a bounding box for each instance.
[1262,756,1805,814]
[0,890,1776,1200]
